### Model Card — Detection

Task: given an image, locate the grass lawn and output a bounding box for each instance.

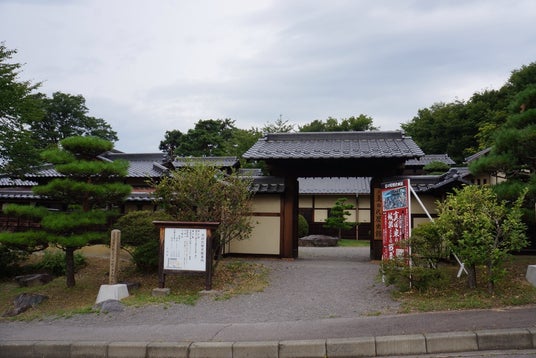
[391,255,536,312]
[0,254,269,321]
[338,239,370,247]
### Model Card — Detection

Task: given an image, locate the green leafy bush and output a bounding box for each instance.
[35,251,86,276]
[298,214,309,238]
[113,210,173,271]
[0,243,29,278]
[381,258,447,292]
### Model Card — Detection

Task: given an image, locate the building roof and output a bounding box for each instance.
[248,176,285,193]
[0,177,37,187]
[298,177,371,195]
[405,154,455,167]
[99,152,168,178]
[243,131,424,160]
[172,156,239,169]
[404,168,471,193]
[464,147,492,163]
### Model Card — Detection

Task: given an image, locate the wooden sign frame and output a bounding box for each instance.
[153,221,220,291]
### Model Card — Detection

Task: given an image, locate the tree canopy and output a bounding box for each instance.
[299,115,377,132]
[401,62,536,164]
[30,92,118,146]
[159,119,262,159]
[0,43,43,176]
[0,136,131,287]
[0,43,118,178]
[152,163,253,261]
[433,185,527,293]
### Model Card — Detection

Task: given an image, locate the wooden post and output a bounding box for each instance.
[109,229,121,285]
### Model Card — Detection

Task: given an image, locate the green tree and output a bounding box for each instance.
[0,136,131,287]
[160,121,262,161]
[401,101,481,164]
[434,185,527,293]
[0,43,43,176]
[262,116,294,133]
[159,129,184,159]
[30,91,118,147]
[423,161,451,174]
[324,198,357,240]
[174,118,237,156]
[470,84,536,245]
[152,163,253,263]
[299,115,377,132]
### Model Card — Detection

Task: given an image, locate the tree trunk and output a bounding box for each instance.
[467,264,477,289]
[486,262,494,294]
[65,247,76,288]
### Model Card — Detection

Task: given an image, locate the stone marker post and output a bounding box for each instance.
[109,230,121,285]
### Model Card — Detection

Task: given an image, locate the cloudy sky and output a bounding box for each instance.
[1,1,535,153]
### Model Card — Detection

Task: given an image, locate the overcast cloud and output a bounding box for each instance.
[1,0,535,153]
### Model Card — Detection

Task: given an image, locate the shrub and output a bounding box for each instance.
[113,210,173,271]
[298,214,309,238]
[381,258,447,292]
[35,251,86,276]
[0,243,29,278]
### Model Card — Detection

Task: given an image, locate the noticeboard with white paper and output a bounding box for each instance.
[163,228,207,271]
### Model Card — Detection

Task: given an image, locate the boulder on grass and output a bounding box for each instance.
[15,273,54,287]
[298,235,339,247]
[2,293,48,317]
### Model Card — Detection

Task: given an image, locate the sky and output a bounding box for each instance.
[1,0,536,153]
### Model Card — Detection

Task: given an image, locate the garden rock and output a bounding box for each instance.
[2,293,48,317]
[94,299,124,313]
[15,273,53,287]
[298,235,339,247]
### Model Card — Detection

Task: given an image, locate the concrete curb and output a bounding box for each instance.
[1,327,535,357]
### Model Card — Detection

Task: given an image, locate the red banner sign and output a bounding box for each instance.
[381,179,411,260]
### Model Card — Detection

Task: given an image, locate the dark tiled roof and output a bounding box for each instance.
[248,176,285,193]
[243,131,424,160]
[172,156,239,169]
[298,177,370,195]
[22,152,168,179]
[0,177,37,187]
[405,168,471,193]
[100,152,168,178]
[464,147,492,163]
[0,188,39,199]
[405,154,455,167]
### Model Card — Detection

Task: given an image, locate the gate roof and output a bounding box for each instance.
[244,131,424,178]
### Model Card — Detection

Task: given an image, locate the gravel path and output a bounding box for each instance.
[56,246,399,326]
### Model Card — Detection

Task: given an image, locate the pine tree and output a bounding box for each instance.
[0,136,131,287]
[324,198,357,240]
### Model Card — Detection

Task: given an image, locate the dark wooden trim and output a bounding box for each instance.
[251,212,280,217]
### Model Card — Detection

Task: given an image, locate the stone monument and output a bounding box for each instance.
[96,230,129,304]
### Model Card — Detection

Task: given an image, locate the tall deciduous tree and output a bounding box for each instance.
[0,136,131,287]
[0,43,43,176]
[434,185,527,293]
[173,119,237,157]
[159,120,262,160]
[30,91,118,147]
[401,101,481,164]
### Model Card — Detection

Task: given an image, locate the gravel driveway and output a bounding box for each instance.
[60,246,399,325]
